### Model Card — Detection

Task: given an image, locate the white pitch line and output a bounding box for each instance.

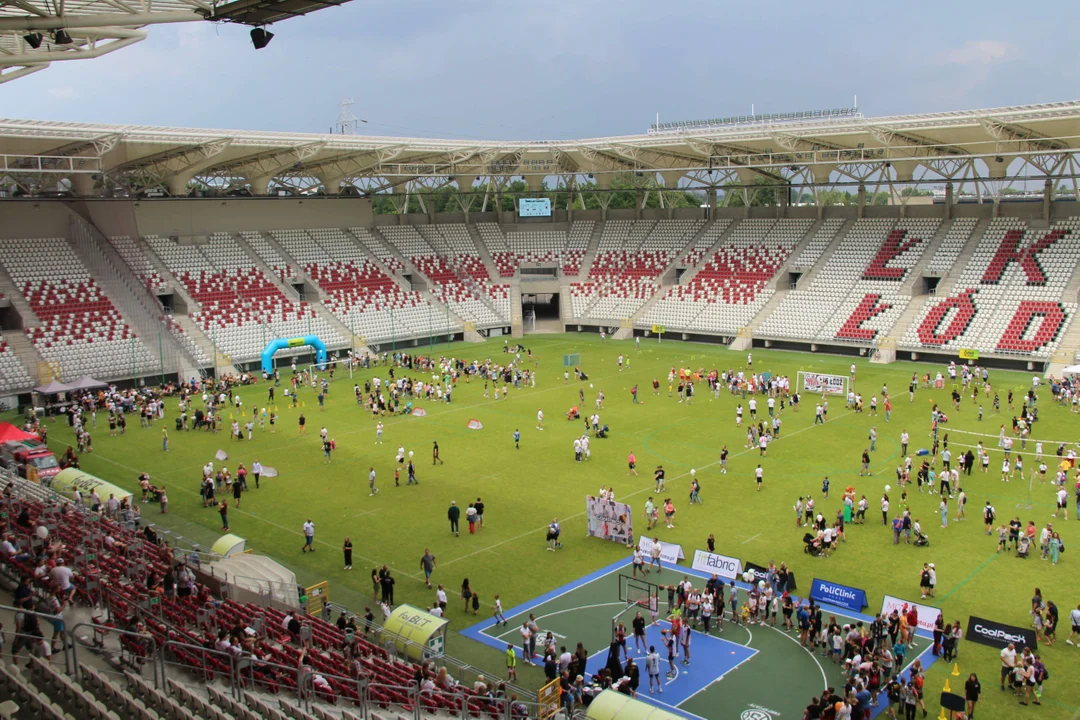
[439,409,855,569]
[741,533,762,545]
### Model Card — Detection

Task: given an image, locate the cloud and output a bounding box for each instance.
[47,86,77,100]
[942,40,1012,67]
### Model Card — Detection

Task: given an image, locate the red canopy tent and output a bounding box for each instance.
[0,422,38,443]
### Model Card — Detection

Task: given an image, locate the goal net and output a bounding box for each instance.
[797,371,847,396]
[563,353,581,367]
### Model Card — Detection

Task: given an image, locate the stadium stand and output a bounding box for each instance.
[109,236,170,295]
[144,233,344,362]
[900,217,1080,358]
[238,231,298,284]
[378,225,508,326]
[571,220,703,321]
[267,228,457,342]
[0,470,513,720]
[758,218,939,342]
[475,221,594,279]
[641,219,809,334]
[0,330,33,393]
[1,237,158,380]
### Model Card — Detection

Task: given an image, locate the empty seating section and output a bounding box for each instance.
[0,332,33,392]
[2,237,157,379]
[476,223,515,277]
[678,219,732,268]
[476,221,594,277]
[642,219,809,334]
[924,218,978,274]
[145,234,341,362]
[110,236,169,293]
[563,221,593,276]
[816,218,941,341]
[900,217,1080,357]
[269,229,454,342]
[239,231,296,283]
[350,227,405,274]
[791,218,845,268]
[380,225,507,326]
[573,220,703,320]
[759,218,936,340]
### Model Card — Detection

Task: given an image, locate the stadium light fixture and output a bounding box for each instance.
[54,29,73,44]
[23,32,43,49]
[995,156,1004,163]
[250,27,274,50]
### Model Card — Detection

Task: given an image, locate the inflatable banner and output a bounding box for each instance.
[585,496,634,546]
[52,468,133,506]
[261,335,327,374]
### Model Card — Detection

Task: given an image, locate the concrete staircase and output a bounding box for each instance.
[138,236,203,312]
[933,218,988,296]
[465,223,502,281]
[576,222,604,281]
[0,262,40,329]
[793,218,855,287]
[898,219,956,295]
[630,219,739,324]
[3,331,46,385]
[65,213,203,379]
[764,218,826,291]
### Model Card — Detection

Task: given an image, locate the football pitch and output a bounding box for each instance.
[12,333,1080,720]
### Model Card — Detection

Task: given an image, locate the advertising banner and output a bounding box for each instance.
[966,616,1037,650]
[801,372,847,395]
[586,496,634,546]
[881,595,942,633]
[691,550,742,580]
[810,578,869,612]
[637,536,684,565]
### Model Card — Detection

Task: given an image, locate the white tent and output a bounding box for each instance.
[207,553,299,609]
[1061,365,1080,375]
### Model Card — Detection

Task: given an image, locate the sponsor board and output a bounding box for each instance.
[800,372,847,395]
[966,616,1037,650]
[743,560,798,591]
[881,595,942,633]
[691,549,742,580]
[638,536,684,565]
[810,578,868,612]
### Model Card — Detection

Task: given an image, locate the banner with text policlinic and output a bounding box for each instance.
[810,578,869,612]
[637,536,685,565]
[880,595,942,633]
[691,550,742,580]
[966,616,1038,650]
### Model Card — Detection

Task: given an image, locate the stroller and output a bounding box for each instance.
[803,533,823,556]
[914,530,930,547]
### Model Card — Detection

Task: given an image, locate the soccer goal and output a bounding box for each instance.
[612,574,660,639]
[797,371,847,396]
[563,353,581,367]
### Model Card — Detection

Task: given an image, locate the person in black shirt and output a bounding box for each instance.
[632,612,647,654]
[706,534,715,553]
[380,569,395,605]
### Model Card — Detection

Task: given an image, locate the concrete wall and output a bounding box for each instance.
[0,197,374,239]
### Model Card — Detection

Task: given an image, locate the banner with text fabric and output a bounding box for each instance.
[691,550,742,580]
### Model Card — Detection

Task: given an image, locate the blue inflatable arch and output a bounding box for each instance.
[261,335,327,375]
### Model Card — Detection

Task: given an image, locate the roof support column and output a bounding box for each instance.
[857,184,866,219]
[168,173,192,197]
[70,174,96,197]
[943,182,953,221]
[1044,178,1053,222]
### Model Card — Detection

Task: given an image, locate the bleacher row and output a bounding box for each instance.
[1,215,1079,389]
[0,477,512,720]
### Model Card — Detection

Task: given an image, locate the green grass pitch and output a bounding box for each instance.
[12,334,1080,720]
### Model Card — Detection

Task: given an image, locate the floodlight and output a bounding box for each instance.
[23,33,43,49]
[54,29,73,44]
[250,27,274,49]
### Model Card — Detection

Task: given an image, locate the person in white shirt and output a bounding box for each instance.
[999,643,1016,689]
[429,605,444,618]
[1054,488,1069,520]
[645,647,662,694]
[536,409,544,430]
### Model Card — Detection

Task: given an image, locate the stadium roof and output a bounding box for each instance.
[2,100,1080,197]
[0,0,351,82]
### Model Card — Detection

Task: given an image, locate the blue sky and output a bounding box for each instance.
[5,0,1078,140]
